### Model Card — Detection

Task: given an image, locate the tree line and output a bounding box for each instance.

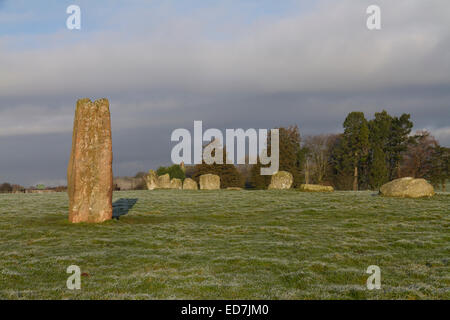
[188,110,449,191]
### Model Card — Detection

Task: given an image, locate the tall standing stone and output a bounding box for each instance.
[67,98,113,223]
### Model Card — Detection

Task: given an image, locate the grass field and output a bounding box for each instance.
[0,190,449,300]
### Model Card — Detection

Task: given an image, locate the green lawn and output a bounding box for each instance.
[0,190,448,299]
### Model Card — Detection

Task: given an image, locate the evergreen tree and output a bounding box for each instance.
[249,125,303,189]
[249,162,271,189]
[342,112,370,190]
[278,126,303,187]
[369,145,389,189]
[367,110,414,182]
[387,114,414,179]
[192,163,244,188]
[157,164,186,181]
[329,134,355,190]
[368,110,392,189]
[369,110,392,151]
[192,145,244,188]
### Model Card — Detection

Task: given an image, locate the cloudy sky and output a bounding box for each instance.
[0,0,449,186]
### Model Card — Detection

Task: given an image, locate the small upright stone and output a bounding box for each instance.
[170,178,182,189]
[199,174,220,190]
[144,170,159,190]
[268,171,293,190]
[67,98,113,223]
[183,178,198,190]
[158,174,171,189]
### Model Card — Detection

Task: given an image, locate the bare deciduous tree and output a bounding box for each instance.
[303,134,337,184]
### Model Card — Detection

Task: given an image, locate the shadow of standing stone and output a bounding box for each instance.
[112,198,139,219]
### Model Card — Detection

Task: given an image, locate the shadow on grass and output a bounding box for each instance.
[113,198,138,219]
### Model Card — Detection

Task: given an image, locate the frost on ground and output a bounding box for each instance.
[0,190,448,299]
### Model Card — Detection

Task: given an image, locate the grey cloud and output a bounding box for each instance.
[1,1,450,97]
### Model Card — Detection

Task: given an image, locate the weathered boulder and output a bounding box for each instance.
[158,174,171,189]
[183,178,198,190]
[268,171,293,190]
[299,184,334,192]
[67,98,113,223]
[199,174,220,190]
[144,170,159,190]
[170,178,182,190]
[379,177,435,198]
